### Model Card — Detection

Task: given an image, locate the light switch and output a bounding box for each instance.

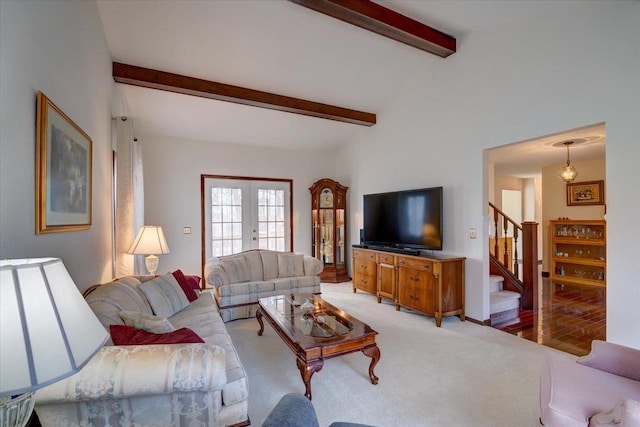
[469,228,477,239]
[183,227,192,234]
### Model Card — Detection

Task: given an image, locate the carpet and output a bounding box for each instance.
[225,282,555,427]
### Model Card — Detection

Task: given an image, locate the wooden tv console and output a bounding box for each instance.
[351,247,465,327]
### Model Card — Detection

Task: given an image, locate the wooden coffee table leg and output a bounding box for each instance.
[296,358,324,400]
[362,344,380,385]
[256,307,265,336]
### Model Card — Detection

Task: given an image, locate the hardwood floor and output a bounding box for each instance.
[493,277,606,356]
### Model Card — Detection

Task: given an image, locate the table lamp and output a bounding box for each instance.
[127,225,170,275]
[0,258,108,427]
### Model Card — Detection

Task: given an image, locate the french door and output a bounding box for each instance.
[202,176,292,263]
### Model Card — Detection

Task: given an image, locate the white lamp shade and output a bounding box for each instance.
[0,258,108,397]
[127,226,170,255]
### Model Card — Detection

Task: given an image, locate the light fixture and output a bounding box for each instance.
[559,140,578,183]
[127,225,170,275]
[0,258,108,427]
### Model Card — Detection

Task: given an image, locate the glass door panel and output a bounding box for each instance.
[321,209,334,264]
[336,209,345,265]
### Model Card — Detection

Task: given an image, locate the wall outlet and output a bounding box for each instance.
[183,226,192,234]
[469,228,477,239]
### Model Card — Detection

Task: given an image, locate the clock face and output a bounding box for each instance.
[320,188,333,208]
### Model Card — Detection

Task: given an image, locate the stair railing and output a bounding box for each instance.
[490,202,521,277]
[488,202,538,310]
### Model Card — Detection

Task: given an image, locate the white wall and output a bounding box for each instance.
[337,3,640,347]
[141,135,334,276]
[0,1,113,289]
[493,176,522,209]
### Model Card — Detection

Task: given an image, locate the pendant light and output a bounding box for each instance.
[559,141,578,183]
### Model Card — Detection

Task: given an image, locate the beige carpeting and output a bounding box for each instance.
[225,282,553,427]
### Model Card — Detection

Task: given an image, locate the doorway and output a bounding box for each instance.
[485,123,606,355]
[201,175,293,267]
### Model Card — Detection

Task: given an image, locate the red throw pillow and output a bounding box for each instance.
[172,269,199,302]
[185,274,201,291]
[110,325,205,345]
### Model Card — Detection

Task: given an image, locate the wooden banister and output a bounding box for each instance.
[488,202,538,310]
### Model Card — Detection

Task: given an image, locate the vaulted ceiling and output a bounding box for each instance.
[97,0,604,174]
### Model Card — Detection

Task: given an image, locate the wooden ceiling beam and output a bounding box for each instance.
[112,62,376,126]
[289,0,456,58]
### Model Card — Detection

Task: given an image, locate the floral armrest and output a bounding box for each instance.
[577,340,640,381]
[303,255,323,277]
[35,344,227,404]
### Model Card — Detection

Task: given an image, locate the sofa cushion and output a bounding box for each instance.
[260,251,278,280]
[139,273,190,318]
[169,293,227,339]
[119,311,175,334]
[577,340,640,381]
[243,250,265,282]
[109,325,204,345]
[217,281,276,298]
[222,256,251,284]
[277,253,304,278]
[171,269,200,302]
[86,277,153,328]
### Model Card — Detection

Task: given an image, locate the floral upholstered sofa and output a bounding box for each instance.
[34,273,249,427]
[205,250,323,322]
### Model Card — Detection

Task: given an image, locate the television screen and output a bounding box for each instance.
[363,187,443,250]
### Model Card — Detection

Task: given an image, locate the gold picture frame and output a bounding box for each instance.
[36,91,92,234]
[566,180,604,206]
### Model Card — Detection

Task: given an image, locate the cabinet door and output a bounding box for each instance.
[378,262,395,301]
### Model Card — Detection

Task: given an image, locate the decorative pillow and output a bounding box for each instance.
[577,340,640,381]
[109,325,204,346]
[277,252,304,278]
[171,269,200,302]
[139,273,190,318]
[589,398,640,427]
[118,311,175,334]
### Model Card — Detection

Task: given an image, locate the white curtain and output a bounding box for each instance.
[113,117,145,277]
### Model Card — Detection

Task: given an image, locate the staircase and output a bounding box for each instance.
[488,202,539,321]
[490,275,521,326]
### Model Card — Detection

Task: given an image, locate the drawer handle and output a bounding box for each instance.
[361,264,367,269]
[409,276,420,282]
[409,294,420,301]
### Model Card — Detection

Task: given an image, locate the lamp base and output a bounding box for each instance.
[145,254,159,275]
[0,392,35,427]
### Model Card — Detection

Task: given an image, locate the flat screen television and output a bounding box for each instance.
[363,187,443,251]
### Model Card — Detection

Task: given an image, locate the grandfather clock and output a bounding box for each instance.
[309,178,350,283]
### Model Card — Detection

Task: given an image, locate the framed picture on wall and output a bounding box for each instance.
[36,91,92,234]
[566,180,605,206]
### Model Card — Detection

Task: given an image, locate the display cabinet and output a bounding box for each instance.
[549,220,606,289]
[310,178,349,283]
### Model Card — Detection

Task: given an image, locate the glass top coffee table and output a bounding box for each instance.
[256,293,380,400]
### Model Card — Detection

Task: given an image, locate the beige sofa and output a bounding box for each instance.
[34,275,249,427]
[205,250,323,322]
